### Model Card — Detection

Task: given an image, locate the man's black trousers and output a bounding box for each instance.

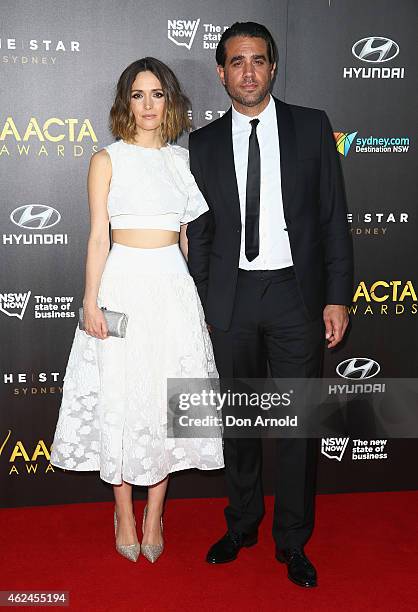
[210,266,325,549]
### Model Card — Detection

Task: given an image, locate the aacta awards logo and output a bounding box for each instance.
[0,116,98,158]
[0,430,54,476]
[350,281,417,316]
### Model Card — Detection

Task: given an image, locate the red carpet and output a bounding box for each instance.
[0,492,417,611]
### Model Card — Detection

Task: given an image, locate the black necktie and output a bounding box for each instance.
[245,118,260,262]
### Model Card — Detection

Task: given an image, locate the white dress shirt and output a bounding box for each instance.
[232,94,293,270]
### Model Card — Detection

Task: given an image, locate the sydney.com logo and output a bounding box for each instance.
[334,131,410,156]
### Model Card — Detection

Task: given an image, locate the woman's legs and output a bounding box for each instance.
[113,476,168,546]
[142,476,168,545]
[113,481,139,545]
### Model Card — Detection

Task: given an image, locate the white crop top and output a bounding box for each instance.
[103,140,209,231]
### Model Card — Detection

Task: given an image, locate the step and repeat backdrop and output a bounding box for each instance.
[1,0,417,507]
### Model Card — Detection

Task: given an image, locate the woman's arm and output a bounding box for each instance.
[179,223,188,261]
[82,149,112,339]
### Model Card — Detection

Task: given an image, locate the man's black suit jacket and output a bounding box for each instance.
[187,96,354,331]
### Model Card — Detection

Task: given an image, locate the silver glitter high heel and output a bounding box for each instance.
[141,505,164,563]
[114,508,141,562]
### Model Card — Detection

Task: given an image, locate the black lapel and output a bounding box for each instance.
[274,97,297,219]
[215,109,241,226]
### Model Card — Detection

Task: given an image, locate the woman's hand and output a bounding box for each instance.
[82,303,109,339]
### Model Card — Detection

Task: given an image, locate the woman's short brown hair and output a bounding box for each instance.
[110,57,191,144]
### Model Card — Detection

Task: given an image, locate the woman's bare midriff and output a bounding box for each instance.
[112,229,179,248]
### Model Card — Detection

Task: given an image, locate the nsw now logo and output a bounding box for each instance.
[168,19,200,50]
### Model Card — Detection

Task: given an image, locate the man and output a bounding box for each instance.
[187,22,353,588]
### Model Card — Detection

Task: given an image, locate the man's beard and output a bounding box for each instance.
[224,80,271,108]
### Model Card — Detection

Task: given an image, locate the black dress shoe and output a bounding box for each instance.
[206,531,258,564]
[276,547,317,587]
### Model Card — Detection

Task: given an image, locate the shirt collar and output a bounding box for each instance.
[231,94,275,130]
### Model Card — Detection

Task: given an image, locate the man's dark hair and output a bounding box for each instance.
[216,21,278,67]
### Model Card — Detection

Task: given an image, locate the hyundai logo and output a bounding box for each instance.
[10,205,61,229]
[352,37,399,63]
[336,358,380,380]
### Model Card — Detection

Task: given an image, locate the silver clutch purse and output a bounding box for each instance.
[78,306,128,338]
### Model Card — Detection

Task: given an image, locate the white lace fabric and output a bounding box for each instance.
[49,147,224,485]
[104,141,209,231]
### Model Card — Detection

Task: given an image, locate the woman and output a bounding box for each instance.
[50,58,224,563]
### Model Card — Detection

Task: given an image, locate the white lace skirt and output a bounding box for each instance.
[50,242,224,486]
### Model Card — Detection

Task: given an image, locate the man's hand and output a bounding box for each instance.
[323,304,349,348]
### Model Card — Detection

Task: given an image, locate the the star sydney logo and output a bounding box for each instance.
[334,131,358,156]
[167,19,200,50]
